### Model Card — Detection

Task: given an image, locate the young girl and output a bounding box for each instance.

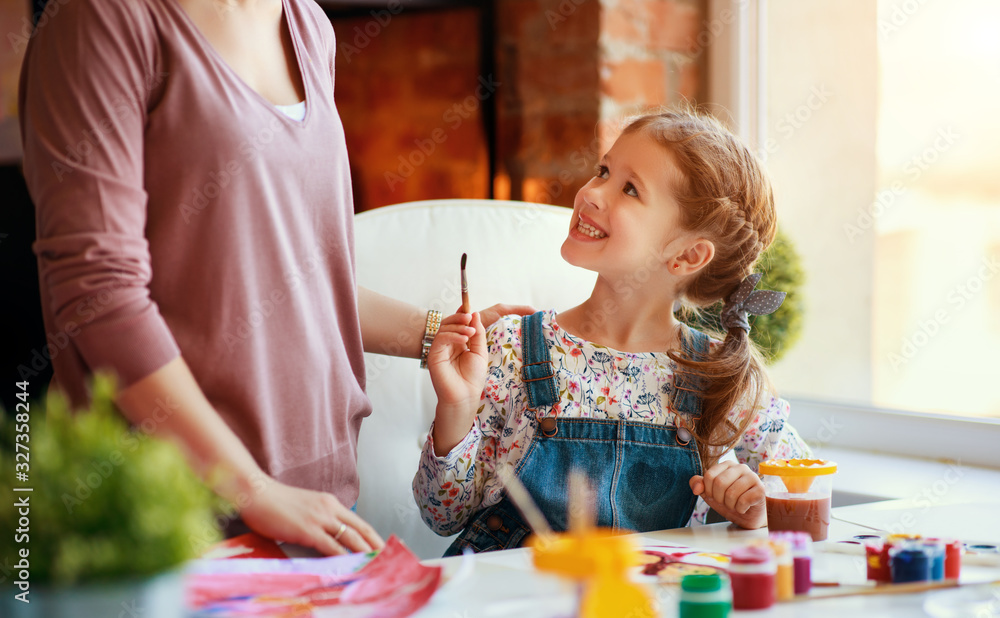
[413,109,812,555]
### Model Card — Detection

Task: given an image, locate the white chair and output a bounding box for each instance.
[353,199,596,559]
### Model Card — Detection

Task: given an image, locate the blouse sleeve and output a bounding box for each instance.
[19,0,180,389]
[412,317,519,536]
[732,389,813,472]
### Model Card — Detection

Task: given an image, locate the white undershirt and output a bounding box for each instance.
[275,100,306,122]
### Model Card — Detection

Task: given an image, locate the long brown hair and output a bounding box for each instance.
[622,108,778,468]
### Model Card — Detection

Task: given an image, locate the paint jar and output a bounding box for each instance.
[768,536,794,601]
[679,572,732,618]
[890,541,932,583]
[942,539,962,579]
[729,545,776,610]
[865,538,892,583]
[786,532,813,594]
[760,459,838,541]
[922,539,946,581]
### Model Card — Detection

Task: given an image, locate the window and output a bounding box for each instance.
[707,0,999,464]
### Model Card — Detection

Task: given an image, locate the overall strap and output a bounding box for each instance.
[672,325,711,419]
[520,311,559,411]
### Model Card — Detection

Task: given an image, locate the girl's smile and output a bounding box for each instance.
[570,213,608,240]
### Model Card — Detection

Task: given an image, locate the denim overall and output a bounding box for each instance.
[443,311,707,556]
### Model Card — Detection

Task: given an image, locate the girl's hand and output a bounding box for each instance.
[240,478,384,555]
[689,461,767,529]
[428,312,488,408]
[428,312,488,455]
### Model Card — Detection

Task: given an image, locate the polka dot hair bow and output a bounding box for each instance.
[720,272,786,333]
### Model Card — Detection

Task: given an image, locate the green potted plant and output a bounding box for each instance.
[679,228,805,363]
[0,374,221,617]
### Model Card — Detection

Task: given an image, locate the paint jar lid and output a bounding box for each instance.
[759,459,837,477]
[681,572,726,593]
[731,545,775,565]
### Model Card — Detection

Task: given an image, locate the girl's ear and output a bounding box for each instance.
[672,239,715,276]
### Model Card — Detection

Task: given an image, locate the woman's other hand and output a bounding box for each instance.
[478,303,535,329]
[240,479,385,555]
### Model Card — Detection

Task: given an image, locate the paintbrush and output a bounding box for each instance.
[460,252,471,313]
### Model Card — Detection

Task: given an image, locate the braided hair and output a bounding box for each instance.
[622,108,778,468]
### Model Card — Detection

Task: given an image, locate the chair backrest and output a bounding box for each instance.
[353,199,595,559]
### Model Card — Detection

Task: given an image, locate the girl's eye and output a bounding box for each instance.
[624,183,639,198]
[595,164,609,179]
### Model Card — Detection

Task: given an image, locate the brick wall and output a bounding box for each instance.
[333,8,490,212]
[333,0,706,211]
[495,0,706,207]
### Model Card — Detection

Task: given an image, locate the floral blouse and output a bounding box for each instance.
[412,310,812,536]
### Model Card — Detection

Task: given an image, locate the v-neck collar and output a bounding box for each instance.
[169,0,312,128]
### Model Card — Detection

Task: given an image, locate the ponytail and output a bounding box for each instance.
[669,323,771,469]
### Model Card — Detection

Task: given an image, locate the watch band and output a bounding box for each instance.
[419,310,443,369]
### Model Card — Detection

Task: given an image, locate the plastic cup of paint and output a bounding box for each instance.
[679,572,732,618]
[760,459,838,541]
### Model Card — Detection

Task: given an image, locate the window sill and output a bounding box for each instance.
[787,397,1000,470]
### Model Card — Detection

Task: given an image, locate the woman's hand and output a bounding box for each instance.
[240,478,385,555]
[689,461,767,529]
[478,303,535,329]
[428,312,488,455]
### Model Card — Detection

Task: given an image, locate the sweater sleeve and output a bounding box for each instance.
[19,0,180,389]
[412,318,516,536]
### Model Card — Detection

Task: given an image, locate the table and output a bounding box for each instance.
[411,498,1000,617]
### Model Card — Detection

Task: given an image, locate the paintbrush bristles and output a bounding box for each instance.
[460,252,471,313]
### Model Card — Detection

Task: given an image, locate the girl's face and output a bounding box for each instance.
[561,131,691,281]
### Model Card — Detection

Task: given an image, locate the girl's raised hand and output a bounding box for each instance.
[689,460,767,529]
[427,312,488,407]
[427,312,488,456]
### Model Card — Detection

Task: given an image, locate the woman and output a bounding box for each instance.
[19,0,527,555]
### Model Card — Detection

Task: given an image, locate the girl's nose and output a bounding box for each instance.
[580,180,605,210]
